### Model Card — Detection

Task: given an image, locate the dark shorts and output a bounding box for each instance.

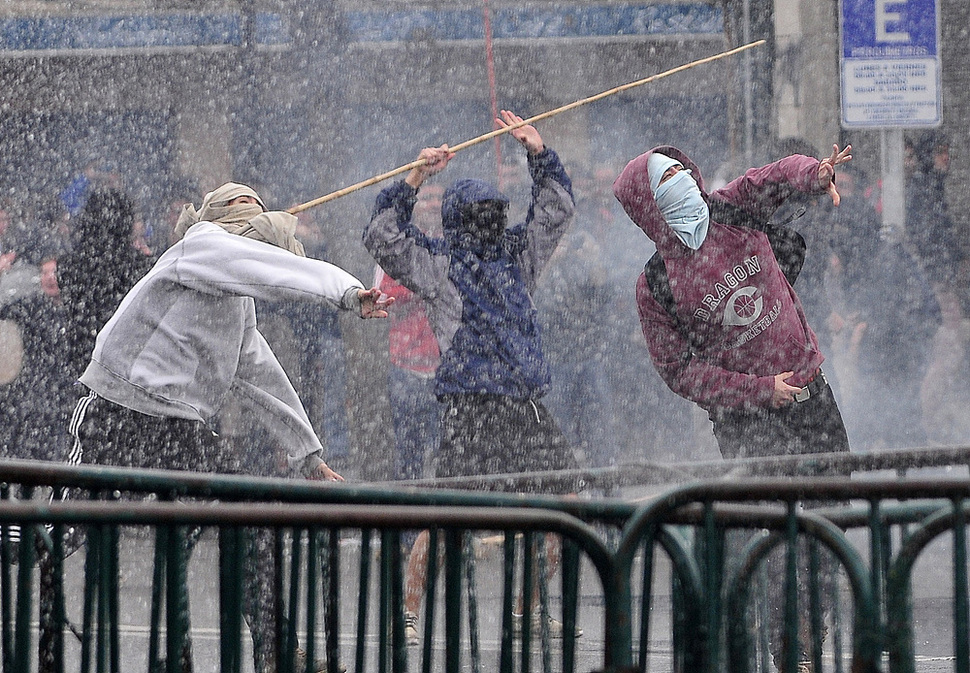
[710,372,849,469]
[436,394,579,493]
[68,390,240,475]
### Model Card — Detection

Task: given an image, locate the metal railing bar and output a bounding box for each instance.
[353,529,372,673]
[0,502,614,578]
[953,499,969,673]
[306,528,320,673]
[218,526,243,673]
[421,528,439,673]
[1,445,969,509]
[378,530,391,673]
[463,532,482,673]
[0,460,635,522]
[499,530,515,673]
[561,538,581,673]
[325,529,340,673]
[444,530,462,673]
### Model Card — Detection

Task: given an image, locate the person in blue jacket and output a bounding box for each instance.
[364,109,582,641]
[365,109,577,483]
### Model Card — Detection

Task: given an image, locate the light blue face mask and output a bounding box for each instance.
[653,168,710,250]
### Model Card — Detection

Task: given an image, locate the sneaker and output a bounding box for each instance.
[294,647,346,673]
[511,612,583,639]
[405,611,420,647]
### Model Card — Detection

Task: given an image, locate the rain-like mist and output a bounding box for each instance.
[0,0,967,480]
[3,4,970,673]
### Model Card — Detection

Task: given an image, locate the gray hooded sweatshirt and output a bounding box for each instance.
[79,221,364,467]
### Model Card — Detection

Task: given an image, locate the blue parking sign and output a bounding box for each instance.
[840,0,940,127]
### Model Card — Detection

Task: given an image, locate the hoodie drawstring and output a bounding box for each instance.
[528,399,540,423]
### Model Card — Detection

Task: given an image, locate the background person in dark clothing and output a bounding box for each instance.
[905,131,960,293]
[58,188,154,382]
[535,226,619,468]
[0,237,72,461]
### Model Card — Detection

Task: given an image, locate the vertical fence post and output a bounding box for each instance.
[701,502,724,673]
[148,526,166,673]
[355,529,372,673]
[500,530,516,673]
[14,520,35,673]
[326,527,341,673]
[219,526,243,673]
[389,530,406,673]
[868,500,885,637]
[422,528,440,673]
[378,530,392,673]
[0,484,10,673]
[537,533,552,673]
[953,499,969,673]
[464,532,481,673]
[444,529,463,673]
[521,533,534,673]
[781,502,800,673]
[561,538,581,673]
[164,525,190,673]
[286,529,303,673]
[306,527,320,673]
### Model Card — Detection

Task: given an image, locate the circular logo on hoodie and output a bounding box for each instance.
[722,286,763,326]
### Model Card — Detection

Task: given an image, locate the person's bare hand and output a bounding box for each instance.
[818,144,853,206]
[406,145,454,188]
[358,287,395,319]
[306,462,345,482]
[496,110,544,155]
[771,371,802,408]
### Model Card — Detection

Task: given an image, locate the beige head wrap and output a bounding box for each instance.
[173,182,266,240]
[173,183,306,256]
[233,211,306,257]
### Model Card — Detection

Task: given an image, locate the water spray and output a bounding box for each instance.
[287,39,767,215]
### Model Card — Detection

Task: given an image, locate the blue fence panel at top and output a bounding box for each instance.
[0,5,721,54]
[344,3,724,43]
[0,12,289,54]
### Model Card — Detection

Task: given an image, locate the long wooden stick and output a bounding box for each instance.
[288,39,766,215]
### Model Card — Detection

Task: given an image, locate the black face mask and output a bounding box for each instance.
[459,200,508,245]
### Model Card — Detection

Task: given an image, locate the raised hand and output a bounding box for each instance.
[406,144,454,189]
[818,144,853,206]
[496,110,545,155]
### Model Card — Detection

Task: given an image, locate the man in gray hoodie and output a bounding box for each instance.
[69,182,390,480]
[66,182,391,673]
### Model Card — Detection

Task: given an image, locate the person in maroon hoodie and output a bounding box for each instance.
[614,144,852,672]
[613,143,852,460]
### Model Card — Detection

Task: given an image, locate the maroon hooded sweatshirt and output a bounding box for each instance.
[613,146,827,413]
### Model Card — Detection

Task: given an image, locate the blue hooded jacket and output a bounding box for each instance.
[364,148,574,401]
[433,150,573,400]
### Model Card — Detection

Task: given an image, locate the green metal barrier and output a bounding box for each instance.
[2,459,970,673]
[0,497,616,673]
